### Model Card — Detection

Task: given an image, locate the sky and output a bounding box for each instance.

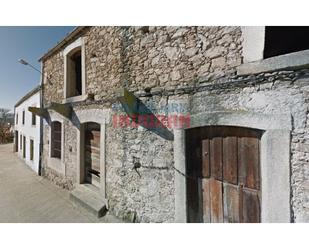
[0,26,74,111]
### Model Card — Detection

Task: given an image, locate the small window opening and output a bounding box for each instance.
[20,134,22,150]
[22,111,25,125]
[32,112,36,126]
[30,139,34,161]
[23,136,26,158]
[51,121,62,159]
[264,26,309,58]
[67,48,82,98]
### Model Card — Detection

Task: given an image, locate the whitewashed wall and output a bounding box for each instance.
[14,91,41,174]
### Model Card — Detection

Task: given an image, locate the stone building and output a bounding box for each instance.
[35,26,309,222]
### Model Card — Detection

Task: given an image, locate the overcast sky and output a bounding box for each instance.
[0,26,74,111]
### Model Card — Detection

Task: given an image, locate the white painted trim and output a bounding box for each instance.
[174,111,292,223]
[100,123,106,199]
[63,37,82,56]
[62,94,88,104]
[63,37,86,101]
[174,129,187,223]
[48,111,66,176]
[240,27,309,75]
[238,48,309,75]
[241,26,265,63]
[190,111,292,131]
[261,130,291,222]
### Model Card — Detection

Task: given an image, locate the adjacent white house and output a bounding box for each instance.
[14,86,41,174]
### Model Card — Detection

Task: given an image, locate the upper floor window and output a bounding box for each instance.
[64,37,85,100]
[32,112,36,126]
[264,26,309,58]
[67,48,82,97]
[16,113,18,125]
[22,110,25,125]
[239,26,309,75]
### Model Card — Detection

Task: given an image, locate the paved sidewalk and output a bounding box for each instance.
[0,143,121,223]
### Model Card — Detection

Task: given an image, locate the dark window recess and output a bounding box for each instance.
[23,136,26,158]
[20,135,22,150]
[32,113,36,126]
[51,121,62,159]
[16,114,18,124]
[67,49,82,98]
[30,139,34,161]
[73,52,82,96]
[264,26,309,58]
[22,111,25,125]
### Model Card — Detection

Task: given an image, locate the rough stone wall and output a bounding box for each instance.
[63,120,78,183]
[42,26,243,103]
[133,69,308,222]
[43,52,65,106]
[105,105,175,222]
[40,26,243,222]
[104,68,309,222]
[40,26,309,222]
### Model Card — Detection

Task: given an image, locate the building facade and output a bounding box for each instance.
[14,86,41,174]
[38,26,309,222]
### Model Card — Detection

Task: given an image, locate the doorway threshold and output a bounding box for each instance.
[70,184,107,218]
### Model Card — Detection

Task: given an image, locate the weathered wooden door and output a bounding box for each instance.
[84,122,101,188]
[186,126,262,223]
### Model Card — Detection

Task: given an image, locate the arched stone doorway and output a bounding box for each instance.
[174,111,292,223]
[82,122,101,188]
[186,126,262,223]
[74,108,109,200]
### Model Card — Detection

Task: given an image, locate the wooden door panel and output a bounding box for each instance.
[202,139,210,178]
[202,178,211,222]
[223,136,238,184]
[209,178,223,223]
[238,136,260,190]
[187,126,261,223]
[210,137,223,180]
[85,131,100,147]
[84,124,101,186]
[241,189,260,223]
[223,183,240,223]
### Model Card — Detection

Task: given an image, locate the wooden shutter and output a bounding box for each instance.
[51,122,62,159]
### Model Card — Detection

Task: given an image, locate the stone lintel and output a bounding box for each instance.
[237,49,309,75]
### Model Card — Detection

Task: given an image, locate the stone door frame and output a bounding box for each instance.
[174,111,292,223]
[74,109,110,200]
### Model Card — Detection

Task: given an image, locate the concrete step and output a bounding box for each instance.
[70,184,107,218]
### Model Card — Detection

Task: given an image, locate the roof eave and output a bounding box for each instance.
[38,26,90,62]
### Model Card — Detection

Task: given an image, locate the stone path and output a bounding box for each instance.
[0,143,121,223]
